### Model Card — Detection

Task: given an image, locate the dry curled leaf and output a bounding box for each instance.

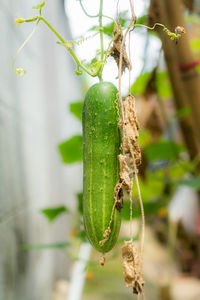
[110,23,131,74]
[122,95,141,166]
[122,241,144,295]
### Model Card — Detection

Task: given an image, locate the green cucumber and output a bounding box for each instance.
[82,82,121,253]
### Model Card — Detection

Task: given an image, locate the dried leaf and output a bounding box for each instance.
[122,241,144,294]
[110,23,131,73]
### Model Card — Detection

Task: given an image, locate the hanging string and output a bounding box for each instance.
[128,0,145,264]
[116,0,120,22]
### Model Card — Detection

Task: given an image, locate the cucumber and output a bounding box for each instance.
[82,82,121,253]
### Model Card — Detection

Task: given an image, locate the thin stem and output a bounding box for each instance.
[12,19,40,74]
[65,44,95,76]
[129,181,133,241]
[40,17,65,43]
[99,0,104,62]
[79,0,117,24]
[39,17,100,76]
[134,22,165,31]
[103,29,121,65]
[79,0,99,18]
[134,22,182,40]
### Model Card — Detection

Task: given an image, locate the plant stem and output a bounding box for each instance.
[40,17,65,43]
[99,0,104,61]
[38,17,99,77]
[79,0,99,18]
[98,0,104,80]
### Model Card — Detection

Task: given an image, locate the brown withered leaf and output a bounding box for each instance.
[110,23,131,73]
[122,241,144,295]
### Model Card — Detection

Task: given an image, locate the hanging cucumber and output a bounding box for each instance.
[82,82,121,253]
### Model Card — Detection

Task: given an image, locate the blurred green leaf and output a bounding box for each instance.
[178,177,200,190]
[77,230,87,242]
[21,241,69,251]
[103,22,114,37]
[137,130,152,147]
[144,141,184,161]
[70,101,83,121]
[89,11,129,37]
[77,192,83,214]
[134,169,165,201]
[121,201,166,220]
[196,65,200,74]
[190,38,200,51]
[32,2,45,9]
[41,206,69,222]
[131,72,151,95]
[58,135,83,164]
[131,71,172,99]
[174,107,191,118]
[156,72,172,99]
[135,15,148,25]
[184,14,200,25]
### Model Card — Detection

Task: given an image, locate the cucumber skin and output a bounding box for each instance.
[82,82,121,253]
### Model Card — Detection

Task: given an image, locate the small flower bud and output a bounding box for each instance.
[15,18,25,23]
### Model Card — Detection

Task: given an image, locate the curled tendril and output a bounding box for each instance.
[12,19,40,76]
[134,22,185,42]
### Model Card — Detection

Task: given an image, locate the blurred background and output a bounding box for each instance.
[0,0,200,299]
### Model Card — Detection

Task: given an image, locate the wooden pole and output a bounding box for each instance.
[149,0,200,162]
[164,0,200,141]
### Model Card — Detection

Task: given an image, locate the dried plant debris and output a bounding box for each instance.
[122,241,144,295]
[99,253,106,266]
[100,96,141,250]
[114,179,124,212]
[114,94,141,202]
[122,95,141,166]
[99,226,111,247]
[110,23,131,73]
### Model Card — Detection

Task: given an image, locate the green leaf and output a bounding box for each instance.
[190,38,200,51]
[58,135,83,164]
[174,107,191,118]
[155,72,172,99]
[21,241,69,251]
[121,201,166,221]
[76,192,83,214]
[134,169,165,202]
[32,2,45,9]
[131,72,151,95]
[41,206,69,222]
[144,141,184,161]
[89,11,129,37]
[70,102,83,121]
[77,230,87,242]
[178,177,200,190]
[131,71,172,99]
[135,15,148,25]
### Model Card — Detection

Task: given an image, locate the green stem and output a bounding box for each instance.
[40,17,65,43]
[40,16,103,77]
[12,19,40,75]
[134,23,182,40]
[79,0,99,18]
[98,0,104,80]
[99,0,104,61]
[14,8,107,78]
[66,43,97,76]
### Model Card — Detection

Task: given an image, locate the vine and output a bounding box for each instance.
[13,1,185,79]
